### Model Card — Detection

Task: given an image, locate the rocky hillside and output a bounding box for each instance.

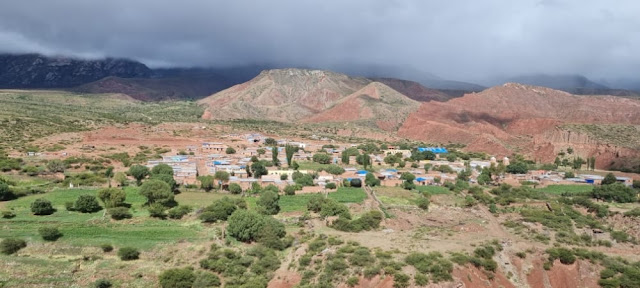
[371,77,455,102]
[398,83,640,167]
[198,69,419,128]
[0,53,151,88]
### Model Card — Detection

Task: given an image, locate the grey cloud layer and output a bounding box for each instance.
[0,0,638,81]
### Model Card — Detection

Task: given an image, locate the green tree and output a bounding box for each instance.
[251,162,268,179]
[564,171,575,179]
[213,171,230,188]
[148,203,167,219]
[31,198,55,215]
[159,268,196,288]
[0,182,15,201]
[285,145,296,167]
[264,138,277,146]
[272,146,280,166]
[567,147,574,154]
[313,153,331,164]
[506,162,528,174]
[229,183,242,194]
[554,157,561,167]
[199,196,240,222]
[139,179,174,207]
[324,164,345,175]
[114,172,128,186]
[198,175,215,192]
[117,247,139,261]
[357,154,371,170]
[227,209,285,243]
[104,166,114,187]
[572,157,585,170]
[151,163,174,176]
[225,147,236,154]
[46,159,66,173]
[592,183,637,203]
[257,191,280,215]
[39,227,62,241]
[602,173,617,185]
[292,161,300,170]
[257,148,266,156]
[400,172,416,190]
[284,185,296,195]
[74,195,102,213]
[365,172,380,187]
[150,173,177,191]
[128,165,149,185]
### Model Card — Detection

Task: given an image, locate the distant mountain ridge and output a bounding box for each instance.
[502,74,640,97]
[0,53,151,88]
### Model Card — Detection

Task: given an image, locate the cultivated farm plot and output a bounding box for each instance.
[246,187,367,213]
[0,187,203,250]
[536,184,593,195]
[416,185,451,195]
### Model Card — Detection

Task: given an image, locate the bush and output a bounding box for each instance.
[284,185,296,195]
[0,182,15,201]
[2,210,16,219]
[324,164,345,175]
[313,153,331,164]
[118,247,140,261]
[159,267,196,288]
[417,197,430,211]
[414,273,429,286]
[74,195,102,213]
[229,183,242,194]
[39,227,62,241]
[108,207,132,220]
[93,279,112,288]
[168,205,192,219]
[325,182,337,189]
[280,174,288,180]
[0,238,27,255]
[100,244,114,252]
[225,147,236,154]
[139,179,174,206]
[148,203,167,219]
[199,197,241,223]
[350,178,362,188]
[393,272,410,288]
[193,271,221,288]
[257,191,280,215]
[592,183,637,203]
[227,210,285,243]
[31,198,55,215]
[547,247,576,265]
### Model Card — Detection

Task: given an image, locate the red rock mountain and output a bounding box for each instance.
[398,83,640,167]
[198,69,419,129]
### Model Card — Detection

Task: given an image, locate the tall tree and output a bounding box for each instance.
[272,146,280,167]
[285,145,296,167]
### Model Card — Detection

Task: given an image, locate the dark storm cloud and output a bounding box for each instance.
[0,0,638,82]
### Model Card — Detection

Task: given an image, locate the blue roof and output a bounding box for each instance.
[356,170,368,174]
[417,147,449,154]
[416,177,427,182]
[386,169,398,172]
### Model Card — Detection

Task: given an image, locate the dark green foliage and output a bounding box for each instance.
[564,171,575,179]
[349,247,374,266]
[167,205,192,219]
[74,195,102,213]
[148,203,167,219]
[307,195,351,219]
[0,238,26,255]
[93,279,112,288]
[97,188,126,208]
[591,183,637,203]
[118,247,140,261]
[128,164,149,185]
[324,164,345,175]
[0,182,15,201]
[404,252,453,283]
[293,171,314,186]
[159,267,196,288]
[313,153,331,164]
[108,207,132,220]
[257,191,280,215]
[200,197,241,223]
[624,208,640,218]
[602,173,618,185]
[39,227,62,241]
[251,161,268,178]
[198,175,215,192]
[547,247,576,264]
[434,165,454,173]
[225,147,236,154]
[284,185,297,195]
[325,182,337,189]
[151,163,174,176]
[2,210,16,219]
[350,178,362,188]
[227,210,285,243]
[416,197,430,210]
[506,161,528,174]
[393,273,410,288]
[100,244,114,252]
[365,172,380,187]
[31,198,55,215]
[414,273,429,286]
[229,183,242,194]
[331,211,383,232]
[150,173,177,191]
[139,179,174,206]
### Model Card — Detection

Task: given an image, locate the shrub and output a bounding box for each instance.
[108,207,132,220]
[0,238,27,254]
[100,244,114,252]
[284,185,296,195]
[159,267,196,288]
[93,279,112,288]
[350,178,362,188]
[547,247,576,265]
[280,174,288,180]
[1,210,16,219]
[227,210,285,243]
[347,277,359,287]
[199,197,241,223]
[225,147,236,154]
[139,179,174,206]
[257,191,280,215]
[39,227,62,241]
[31,198,55,215]
[324,164,345,175]
[229,183,242,194]
[417,197,430,211]
[313,153,331,164]
[168,205,192,219]
[325,182,337,189]
[118,247,140,261]
[74,195,102,213]
[193,271,221,288]
[0,182,15,201]
[148,203,167,219]
[592,183,637,203]
[393,273,410,288]
[414,273,429,286]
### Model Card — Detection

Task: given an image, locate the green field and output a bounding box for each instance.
[0,187,203,249]
[246,187,367,213]
[375,186,419,205]
[536,184,593,195]
[415,185,451,195]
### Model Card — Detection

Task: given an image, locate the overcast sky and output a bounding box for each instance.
[0,0,638,83]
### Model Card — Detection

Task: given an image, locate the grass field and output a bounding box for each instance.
[0,187,203,249]
[245,187,367,213]
[536,184,593,195]
[375,186,419,206]
[415,185,451,195]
